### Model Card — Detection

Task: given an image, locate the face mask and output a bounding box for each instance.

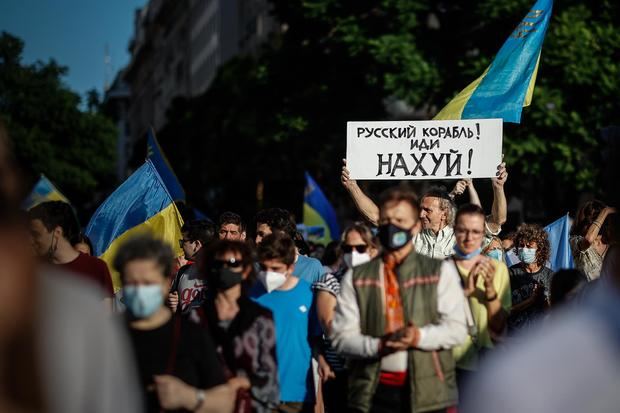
[486,249,503,261]
[258,270,287,293]
[378,223,413,251]
[343,251,372,268]
[518,247,537,264]
[211,267,243,291]
[123,285,164,319]
[453,245,482,260]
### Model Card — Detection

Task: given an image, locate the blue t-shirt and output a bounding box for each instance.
[294,254,324,285]
[250,278,319,403]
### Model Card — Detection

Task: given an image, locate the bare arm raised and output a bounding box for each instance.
[341,159,380,226]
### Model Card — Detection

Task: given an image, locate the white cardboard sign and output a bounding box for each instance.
[346,119,503,180]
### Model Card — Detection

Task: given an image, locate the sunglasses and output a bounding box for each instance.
[342,244,368,254]
[211,258,244,269]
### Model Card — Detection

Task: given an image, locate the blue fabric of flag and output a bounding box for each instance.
[147,128,186,201]
[461,0,553,123]
[22,174,70,209]
[303,172,340,244]
[544,214,574,271]
[86,160,176,257]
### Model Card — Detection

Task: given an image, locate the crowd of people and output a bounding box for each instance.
[1,117,619,413]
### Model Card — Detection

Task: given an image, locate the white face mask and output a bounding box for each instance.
[343,251,371,268]
[258,270,287,293]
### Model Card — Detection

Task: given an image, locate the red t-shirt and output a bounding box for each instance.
[60,253,114,298]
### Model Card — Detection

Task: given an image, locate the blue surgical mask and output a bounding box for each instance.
[518,247,537,264]
[486,249,503,261]
[123,285,164,319]
[453,245,482,260]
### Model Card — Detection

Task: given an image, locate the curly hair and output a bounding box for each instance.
[513,223,550,267]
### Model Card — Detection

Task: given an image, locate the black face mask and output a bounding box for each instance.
[378,223,414,251]
[211,267,244,291]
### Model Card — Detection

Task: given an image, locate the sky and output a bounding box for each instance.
[0,0,146,102]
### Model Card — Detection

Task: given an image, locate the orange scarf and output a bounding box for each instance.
[383,254,405,333]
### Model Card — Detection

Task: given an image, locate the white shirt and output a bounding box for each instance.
[330,260,467,361]
[414,227,456,260]
[414,220,500,260]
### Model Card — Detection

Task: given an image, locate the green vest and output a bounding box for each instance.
[348,251,458,412]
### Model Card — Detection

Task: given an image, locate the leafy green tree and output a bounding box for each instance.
[0,32,117,211]
[157,0,619,222]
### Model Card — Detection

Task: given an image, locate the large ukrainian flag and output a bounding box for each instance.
[85,159,184,292]
[22,174,70,209]
[303,172,340,245]
[147,127,186,201]
[434,0,553,123]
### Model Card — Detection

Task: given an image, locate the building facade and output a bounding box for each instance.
[119,0,277,167]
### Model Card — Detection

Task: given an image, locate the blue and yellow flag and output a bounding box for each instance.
[434,0,553,123]
[85,160,184,292]
[147,127,186,201]
[303,172,340,245]
[22,174,70,209]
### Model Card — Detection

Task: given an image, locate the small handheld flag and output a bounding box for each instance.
[22,174,70,209]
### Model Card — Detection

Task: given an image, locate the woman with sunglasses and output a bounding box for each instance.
[192,240,279,413]
[313,222,379,412]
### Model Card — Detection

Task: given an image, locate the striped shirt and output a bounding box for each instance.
[313,271,347,372]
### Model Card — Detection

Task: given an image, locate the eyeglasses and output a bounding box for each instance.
[342,244,368,254]
[211,258,244,269]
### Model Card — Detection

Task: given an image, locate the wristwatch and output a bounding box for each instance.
[193,389,206,412]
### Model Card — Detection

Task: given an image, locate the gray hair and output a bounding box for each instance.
[422,187,456,227]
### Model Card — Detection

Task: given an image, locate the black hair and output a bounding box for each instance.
[257,232,296,266]
[255,208,297,238]
[218,211,246,232]
[571,200,607,237]
[203,239,256,290]
[28,201,80,244]
[74,233,94,253]
[181,219,216,246]
[321,240,342,267]
[113,235,174,282]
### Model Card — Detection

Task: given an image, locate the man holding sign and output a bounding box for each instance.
[342,119,508,259]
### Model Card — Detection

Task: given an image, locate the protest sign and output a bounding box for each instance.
[346,119,503,180]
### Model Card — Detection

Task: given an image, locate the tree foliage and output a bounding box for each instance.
[157,0,620,221]
[0,32,117,209]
